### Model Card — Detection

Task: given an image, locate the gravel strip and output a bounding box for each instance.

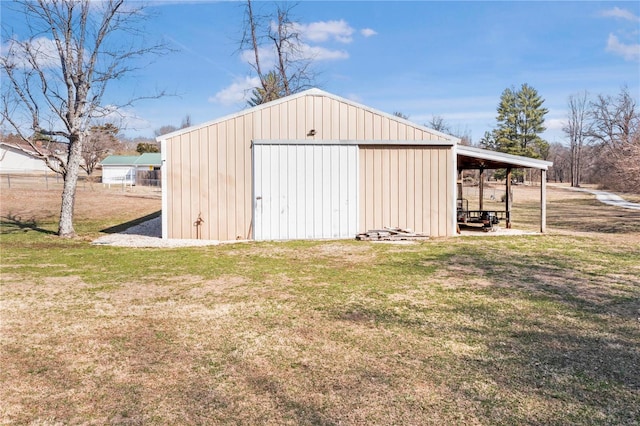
[92,216,222,248]
[93,215,538,248]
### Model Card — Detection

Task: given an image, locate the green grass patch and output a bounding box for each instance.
[2,185,640,424]
[2,230,639,425]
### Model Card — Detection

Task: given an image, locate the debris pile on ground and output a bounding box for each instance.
[356,227,429,241]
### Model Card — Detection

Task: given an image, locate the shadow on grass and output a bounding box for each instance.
[458,325,640,423]
[244,368,336,425]
[0,213,57,235]
[100,210,161,234]
[331,243,640,422]
[548,198,640,234]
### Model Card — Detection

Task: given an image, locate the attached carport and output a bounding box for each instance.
[455,145,553,233]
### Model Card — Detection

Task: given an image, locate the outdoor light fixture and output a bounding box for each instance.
[307,129,316,136]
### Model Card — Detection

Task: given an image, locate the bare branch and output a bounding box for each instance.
[239,1,316,105]
[586,87,640,192]
[563,91,590,187]
[1,0,170,237]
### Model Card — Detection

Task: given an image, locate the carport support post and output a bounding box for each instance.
[540,169,547,233]
[478,168,484,211]
[505,167,512,228]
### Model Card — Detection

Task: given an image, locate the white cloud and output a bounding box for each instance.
[240,19,373,70]
[360,28,378,38]
[301,44,349,61]
[240,46,276,69]
[545,118,566,132]
[345,93,364,104]
[229,18,372,100]
[600,7,640,22]
[293,20,355,44]
[241,42,348,65]
[104,106,151,133]
[2,37,59,69]
[209,76,261,106]
[606,33,640,61]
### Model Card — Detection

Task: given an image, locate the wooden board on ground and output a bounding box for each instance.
[356,227,430,241]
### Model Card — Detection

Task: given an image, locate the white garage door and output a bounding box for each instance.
[253,143,358,240]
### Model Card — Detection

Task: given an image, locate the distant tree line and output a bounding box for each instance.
[467,83,639,193]
[548,87,639,193]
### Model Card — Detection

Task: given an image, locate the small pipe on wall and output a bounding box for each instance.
[193,213,204,239]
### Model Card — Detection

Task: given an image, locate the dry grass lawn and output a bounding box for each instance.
[1,181,639,425]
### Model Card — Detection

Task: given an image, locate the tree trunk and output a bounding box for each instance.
[575,152,580,187]
[58,134,83,237]
[570,146,575,187]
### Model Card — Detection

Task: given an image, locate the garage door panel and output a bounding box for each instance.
[253,144,358,240]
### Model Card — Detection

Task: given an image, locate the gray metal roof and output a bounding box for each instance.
[456,145,553,170]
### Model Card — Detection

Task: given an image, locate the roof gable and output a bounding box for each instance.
[1,142,40,158]
[156,88,459,143]
[0,141,66,157]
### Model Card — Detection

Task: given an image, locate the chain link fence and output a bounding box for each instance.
[1,173,160,190]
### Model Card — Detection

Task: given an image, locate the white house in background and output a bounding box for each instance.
[0,142,50,174]
[101,153,162,185]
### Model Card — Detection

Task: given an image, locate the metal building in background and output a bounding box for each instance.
[157,89,550,242]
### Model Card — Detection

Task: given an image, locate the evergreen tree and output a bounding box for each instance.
[479,131,497,151]
[493,83,549,159]
[136,142,160,154]
[248,71,286,106]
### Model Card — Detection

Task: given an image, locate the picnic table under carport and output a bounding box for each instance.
[455,145,553,233]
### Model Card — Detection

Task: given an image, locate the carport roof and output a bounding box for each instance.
[456,145,552,170]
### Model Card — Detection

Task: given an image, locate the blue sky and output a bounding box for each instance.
[2,1,639,144]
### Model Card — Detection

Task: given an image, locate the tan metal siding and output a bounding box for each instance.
[196,129,208,239]
[359,145,453,237]
[207,125,218,240]
[164,93,454,241]
[167,135,179,237]
[179,134,191,237]
[165,118,248,241]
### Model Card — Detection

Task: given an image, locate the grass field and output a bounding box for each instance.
[1,184,639,425]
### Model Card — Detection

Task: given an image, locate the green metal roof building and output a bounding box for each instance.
[101,153,162,185]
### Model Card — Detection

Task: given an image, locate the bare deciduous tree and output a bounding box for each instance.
[588,87,640,192]
[153,115,193,137]
[563,91,590,187]
[547,142,570,183]
[427,115,450,133]
[426,115,472,145]
[393,111,409,120]
[1,0,167,237]
[180,114,192,129]
[81,123,121,176]
[240,0,315,105]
